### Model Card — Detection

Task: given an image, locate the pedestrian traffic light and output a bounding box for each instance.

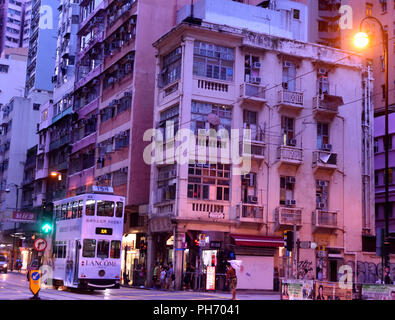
[285,231,294,251]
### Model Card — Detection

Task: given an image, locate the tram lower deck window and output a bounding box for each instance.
[110,240,121,258]
[82,239,96,257]
[97,240,110,258]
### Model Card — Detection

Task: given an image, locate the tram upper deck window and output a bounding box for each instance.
[67,203,73,219]
[97,240,109,259]
[82,239,96,257]
[55,205,61,220]
[85,200,95,216]
[61,204,67,220]
[97,201,114,217]
[115,202,123,218]
[78,200,83,218]
[72,201,78,219]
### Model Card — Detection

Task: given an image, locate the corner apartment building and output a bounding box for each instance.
[0,0,31,53]
[147,0,377,290]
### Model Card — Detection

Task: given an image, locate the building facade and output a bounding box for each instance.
[147,14,379,290]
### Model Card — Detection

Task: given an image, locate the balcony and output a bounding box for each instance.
[313,94,343,120]
[193,78,234,101]
[274,206,302,230]
[159,81,180,106]
[312,209,338,232]
[312,150,337,172]
[240,83,266,103]
[153,202,175,216]
[236,203,264,224]
[184,200,230,223]
[277,145,303,166]
[77,31,104,60]
[49,135,70,152]
[239,141,265,160]
[75,64,103,90]
[277,89,304,113]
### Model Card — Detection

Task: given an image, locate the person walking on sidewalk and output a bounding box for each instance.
[167,263,174,291]
[225,262,237,300]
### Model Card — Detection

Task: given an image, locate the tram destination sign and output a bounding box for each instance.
[95,227,113,235]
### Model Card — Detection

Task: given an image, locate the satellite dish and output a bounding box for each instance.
[207,113,220,126]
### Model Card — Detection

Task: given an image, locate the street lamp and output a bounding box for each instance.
[353,16,390,279]
[5,183,22,271]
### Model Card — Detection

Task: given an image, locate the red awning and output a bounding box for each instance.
[230,234,284,248]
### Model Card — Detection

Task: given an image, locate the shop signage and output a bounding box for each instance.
[11,211,36,223]
[315,281,352,300]
[206,266,216,291]
[361,284,395,300]
[281,280,314,300]
[208,212,225,219]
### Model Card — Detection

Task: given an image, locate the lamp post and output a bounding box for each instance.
[354,17,390,278]
[5,183,22,271]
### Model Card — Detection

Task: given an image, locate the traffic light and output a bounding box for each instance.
[284,231,294,251]
[40,202,54,234]
[140,240,147,251]
[194,239,199,246]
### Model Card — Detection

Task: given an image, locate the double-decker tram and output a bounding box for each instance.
[52,192,125,290]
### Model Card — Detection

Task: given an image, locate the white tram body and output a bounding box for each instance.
[52,193,124,290]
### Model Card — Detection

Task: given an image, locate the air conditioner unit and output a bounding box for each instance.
[318,68,327,75]
[317,180,328,187]
[285,199,296,206]
[287,139,297,146]
[322,144,332,151]
[286,176,296,184]
[247,196,258,204]
[253,62,261,69]
[317,202,326,209]
[251,77,261,84]
[283,61,293,68]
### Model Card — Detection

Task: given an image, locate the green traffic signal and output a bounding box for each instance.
[41,223,52,233]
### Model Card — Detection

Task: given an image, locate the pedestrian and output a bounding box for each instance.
[225,262,237,300]
[384,267,392,285]
[167,263,174,291]
[183,263,191,290]
[153,262,160,289]
[160,266,167,290]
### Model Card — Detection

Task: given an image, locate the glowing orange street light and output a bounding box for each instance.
[353,32,370,49]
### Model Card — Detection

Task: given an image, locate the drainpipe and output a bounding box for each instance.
[264,104,274,236]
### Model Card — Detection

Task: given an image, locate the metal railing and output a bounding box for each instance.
[278,89,304,105]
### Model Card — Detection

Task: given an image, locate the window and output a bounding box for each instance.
[187,163,230,201]
[82,239,96,257]
[193,41,234,81]
[388,168,393,184]
[53,241,66,258]
[157,165,177,203]
[281,117,295,146]
[280,176,295,205]
[366,3,373,16]
[317,69,329,95]
[0,64,9,73]
[244,54,260,83]
[316,180,329,210]
[317,122,329,149]
[33,103,40,110]
[243,110,263,141]
[97,240,109,259]
[110,240,121,258]
[382,84,386,99]
[293,9,300,20]
[97,200,114,217]
[380,0,387,12]
[159,47,181,88]
[85,199,95,216]
[115,202,123,218]
[67,202,73,219]
[158,105,179,142]
[374,138,379,153]
[72,201,78,219]
[282,61,296,91]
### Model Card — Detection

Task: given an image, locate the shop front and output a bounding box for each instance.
[230,234,284,290]
[121,233,146,286]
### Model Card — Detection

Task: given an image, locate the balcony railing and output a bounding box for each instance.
[239,141,265,159]
[277,145,303,165]
[236,204,264,223]
[312,150,337,170]
[274,206,302,229]
[312,94,343,119]
[277,89,304,110]
[312,210,338,230]
[240,83,266,102]
[49,135,70,152]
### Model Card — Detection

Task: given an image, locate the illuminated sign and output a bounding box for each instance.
[206,266,216,291]
[95,228,113,235]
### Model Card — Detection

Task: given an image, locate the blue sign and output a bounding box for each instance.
[31,272,40,281]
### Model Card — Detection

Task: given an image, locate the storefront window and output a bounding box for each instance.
[97,200,114,217]
[82,239,96,257]
[97,240,109,259]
